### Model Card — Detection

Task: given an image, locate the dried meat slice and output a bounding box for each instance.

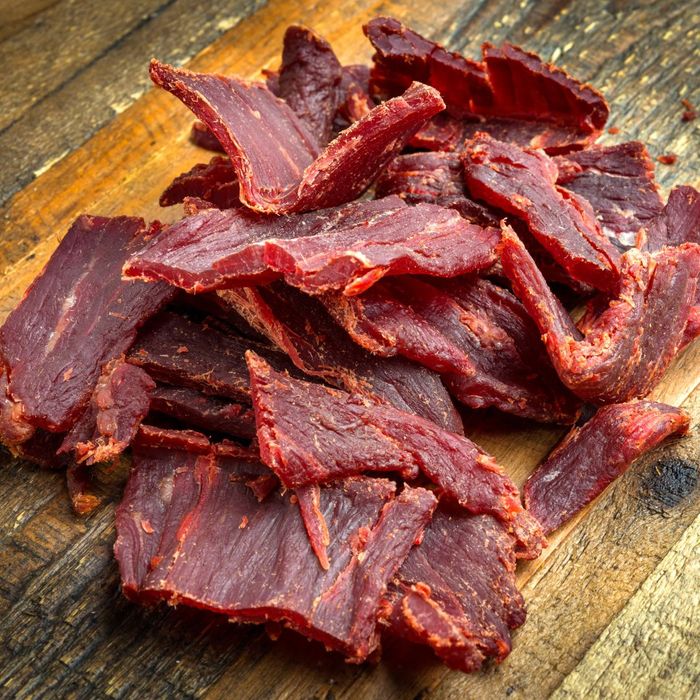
[124,198,406,292]
[58,359,154,465]
[66,462,101,516]
[644,185,700,252]
[296,484,331,570]
[387,509,525,672]
[277,25,343,146]
[500,224,700,403]
[408,112,466,151]
[159,156,239,209]
[219,282,463,433]
[322,277,579,423]
[0,216,175,440]
[150,59,444,213]
[334,64,373,127]
[248,352,544,556]
[555,142,663,249]
[463,134,621,292]
[525,401,690,534]
[190,120,225,152]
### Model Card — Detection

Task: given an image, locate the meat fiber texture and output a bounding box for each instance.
[160,156,239,209]
[149,59,445,213]
[525,401,690,534]
[500,224,700,404]
[115,430,436,661]
[0,215,175,443]
[388,508,525,672]
[364,17,608,152]
[322,277,579,423]
[218,282,464,434]
[247,352,544,558]
[124,196,499,297]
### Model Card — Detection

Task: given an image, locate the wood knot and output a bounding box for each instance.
[642,457,698,513]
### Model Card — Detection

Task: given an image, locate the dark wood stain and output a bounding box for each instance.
[643,457,698,512]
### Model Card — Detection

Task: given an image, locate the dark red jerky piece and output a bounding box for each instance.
[555,142,663,250]
[409,112,465,151]
[66,463,102,516]
[296,484,331,569]
[463,134,621,292]
[277,25,343,146]
[375,152,500,227]
[190,121,225,152]
[12,430,68,469]
[127,311,296,402]
[135,424,212,453]
[334,64,373,127]
[149,384,256,439]
[644,186,700,251]
[150,59,444,213]
[0,368,34,445]
[59,359,154,465]
[219,283,463,434]
[0,215,175,438]
[387,509,525,672]
[525,401,690,534]
[159,156,239,208]
[248,353,544,557]
[500,225,700,404]
[124,197,405,293]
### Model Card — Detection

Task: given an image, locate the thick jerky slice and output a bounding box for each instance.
[219,283,463,433]
[127,311,296,402]
[555,142,663,249]
[124,197,405,293]
[0,215,175,437]
[644,185,700,251]
[159,156,239,208]
[190,120,225,152]
[277,25,342,146]
[463,134,620,292]
[323,277,578,423]
[525,401,690,534]
[248,353,544,556]
[59,359,154,465]
[388,509,526,672]
[150,60,444,213]
[500,225,700,403]
[149,384,256,439]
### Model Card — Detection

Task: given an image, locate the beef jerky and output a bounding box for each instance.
[66,462,102,516]
[409,112,465,151]
[500,224,700,403]
[0,216,175,440]
[555,142,663,249]
[644,185,700,251]
[219,282,463,433]
[525,401,690,534]
[58,359,154,465]
[135,424,213,453]
[190,120,225,152]
[125,198,405,292]
[463,134,621,292]
[127,310,296,402]
[159,156,239,209]
[277,25,343,146]
[248,352,544,556]
[149,384,256,439]
[364,17,608,150]
[335,64,373,126]
[296,484,331,569]
[11,429,68,468]
[387,509,526,672]
[323,277,579,423]
[150,59,444,213]
[375,152,499,226]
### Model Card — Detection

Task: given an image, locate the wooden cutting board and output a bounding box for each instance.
[1,1,698,698]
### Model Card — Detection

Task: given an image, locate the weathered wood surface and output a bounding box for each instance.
[0,0,698,698]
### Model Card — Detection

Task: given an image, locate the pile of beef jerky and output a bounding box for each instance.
[1,18,697,673]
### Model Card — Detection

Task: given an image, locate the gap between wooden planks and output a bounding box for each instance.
[1,0,698,697]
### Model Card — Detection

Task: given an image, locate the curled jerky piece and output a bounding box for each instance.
[525,401,690,534]
[555,142,663,249]
[159,156,239,209]
[150,59,444,213]
[388,509,526,672]
[59,359,154,465]
[323,277,579,423]
[463,134,621,292]
[220,283,463,433]
[500,225,700,404]
[248,352,544,556]
[0,216,175,439]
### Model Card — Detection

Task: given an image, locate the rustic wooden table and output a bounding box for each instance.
[1,1,699,698]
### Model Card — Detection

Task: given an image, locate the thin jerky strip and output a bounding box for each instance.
[0,215,175,438]
[219,283,464,433]
[500,224,700,404]
[463,134,621,292]
[150,60,444,213]
[159,156,239,208]
[525,401,690,534]
[247,352,544,556]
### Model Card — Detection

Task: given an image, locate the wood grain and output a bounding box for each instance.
[0,0,698,698]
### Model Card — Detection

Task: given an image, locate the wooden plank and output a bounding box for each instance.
[551,513,700,699]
